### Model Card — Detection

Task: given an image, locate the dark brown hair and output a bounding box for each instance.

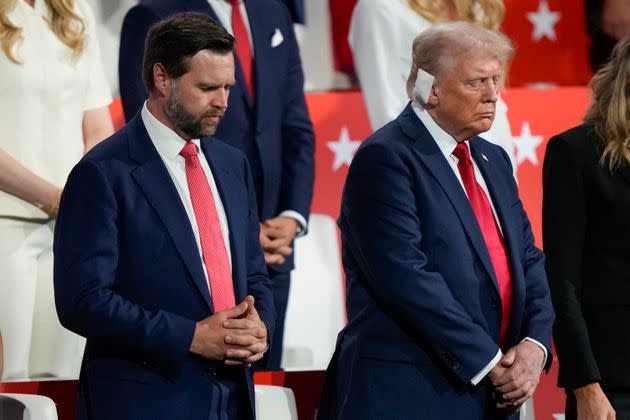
[142,12,235,92]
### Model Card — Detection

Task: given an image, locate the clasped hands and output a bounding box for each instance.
[259,216,299,265]
[190,295,268,367]
[487,340,545,414]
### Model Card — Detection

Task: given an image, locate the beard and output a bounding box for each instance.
[165,81,221,139]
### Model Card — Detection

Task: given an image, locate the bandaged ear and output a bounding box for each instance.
[412,68,435,104]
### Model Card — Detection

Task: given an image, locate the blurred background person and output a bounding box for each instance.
[585,0,630,71]
[543,36,630,420]
[348,0,516,171]
[0,0,113,381]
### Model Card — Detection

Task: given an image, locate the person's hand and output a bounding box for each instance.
[222,295,268,366]
[259,216,299,265]
[574,382,616,420]
[491,341,545,412]
[602,0,630,40]
[189,299,251,361]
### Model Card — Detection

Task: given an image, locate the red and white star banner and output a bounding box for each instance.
[329,0,593,86]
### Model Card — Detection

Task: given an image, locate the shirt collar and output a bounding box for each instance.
[410,100,463,158]
[141,102,201,161]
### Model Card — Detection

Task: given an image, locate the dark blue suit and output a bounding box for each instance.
[53,113,275,420]
[119,0,315,368]
[317,104,554,419]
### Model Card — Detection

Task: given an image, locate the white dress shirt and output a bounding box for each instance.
[205,0,307,233]
[411,101,547,385]
[141,103,232,298]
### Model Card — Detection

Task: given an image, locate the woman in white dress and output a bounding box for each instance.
[349,0,516,171]
[0,0,113,380]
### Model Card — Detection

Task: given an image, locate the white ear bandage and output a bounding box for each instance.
[412,68,435,104]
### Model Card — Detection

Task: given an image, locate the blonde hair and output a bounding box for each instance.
[405,21,513,101]
[0,0,84,64]
[584,36,630,170]
[407,0,505,30]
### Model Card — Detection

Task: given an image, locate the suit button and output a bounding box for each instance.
[491,300,500,309]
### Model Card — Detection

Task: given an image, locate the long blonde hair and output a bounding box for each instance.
[584,36,630,170]
[0,0,84,64]
[407,0,505,30]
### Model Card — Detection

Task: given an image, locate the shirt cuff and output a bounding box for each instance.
[278,210,308,237]
[522,337,548,370]
[471,349,502,385]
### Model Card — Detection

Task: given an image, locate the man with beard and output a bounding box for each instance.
[119,1,315,369]
[53,13,275,420]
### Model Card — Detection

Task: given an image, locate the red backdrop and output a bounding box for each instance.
[329,0,593,86]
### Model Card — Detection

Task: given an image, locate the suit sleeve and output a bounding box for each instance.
[119,5,158,122]
[53,160,196,379]
[340,142,499,384]
[241,154,276,359]
[278,6,315,224]
[542,134,600,388]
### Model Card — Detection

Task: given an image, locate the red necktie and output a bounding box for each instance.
[180,142,235,312]
[452,142,512,344]
[228,0,255,102]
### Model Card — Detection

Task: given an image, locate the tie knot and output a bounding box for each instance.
[453,142,471,165]
[226,0,238,6]
[179,141,198,160]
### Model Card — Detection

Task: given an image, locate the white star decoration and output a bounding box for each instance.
[527,0,561,42]
[327,126,361,171]
[512,122,544,166]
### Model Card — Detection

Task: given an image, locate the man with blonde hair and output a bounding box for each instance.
[318,22,554,419]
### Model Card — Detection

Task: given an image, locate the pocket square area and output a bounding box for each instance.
[271,28,284,47]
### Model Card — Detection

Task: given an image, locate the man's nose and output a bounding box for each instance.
[212,88,229,108]
[482,80,499,103]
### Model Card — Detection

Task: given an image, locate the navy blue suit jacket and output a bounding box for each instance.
[53,113,275,420]
[119,0,315,272]
[318,105,554,420]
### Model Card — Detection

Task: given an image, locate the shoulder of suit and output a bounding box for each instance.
[83,127,130,163]
[130,0,177,17]
[549,123,599,153]
[203,137,248,163]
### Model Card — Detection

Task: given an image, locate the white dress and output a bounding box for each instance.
[0,0,112,219]
[0,0,111,381]
[348,0,516,170]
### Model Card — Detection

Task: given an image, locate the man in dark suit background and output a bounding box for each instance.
[318,22,554,419]
[54,13,274,419]
[119,0,315,370]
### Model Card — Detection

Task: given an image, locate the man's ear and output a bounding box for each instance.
[152,63,171,96]
[426,84,439,106]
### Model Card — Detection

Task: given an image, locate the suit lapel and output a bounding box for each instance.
[470,141,526,342]
[200,139,245,303]
[399,105,500,295]
[127,114,213,311]
[186,0,253,109]
[244,0,269,122]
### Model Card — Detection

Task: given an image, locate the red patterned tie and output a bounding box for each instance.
[180,142,235,312]
[228,0,255,102]
[452,142,512,344]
